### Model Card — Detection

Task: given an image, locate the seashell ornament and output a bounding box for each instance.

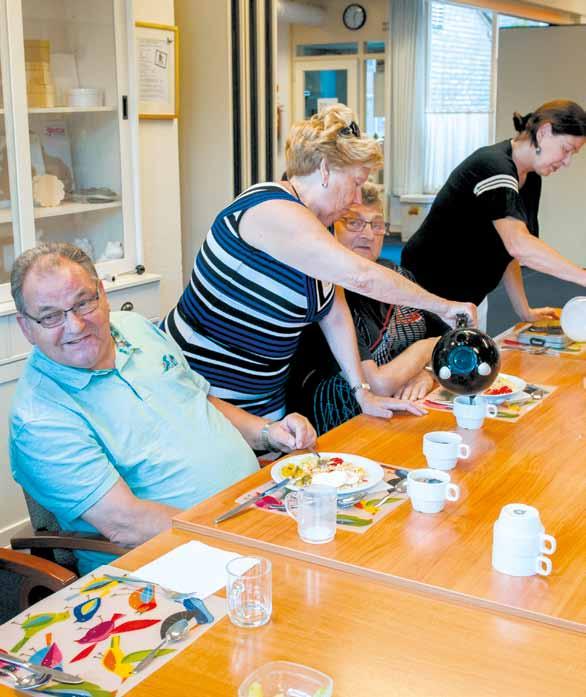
[33,173,65,207]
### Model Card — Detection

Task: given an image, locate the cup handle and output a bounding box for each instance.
[284,492,299,521]
[540,533,557,555]
[536,555,552,576]
[458,444,471,459]
[445,483,460,501]
[486,404,498,418]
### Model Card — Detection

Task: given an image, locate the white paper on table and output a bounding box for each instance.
[134,540,257,598]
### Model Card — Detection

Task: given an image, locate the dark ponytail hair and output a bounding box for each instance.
[512,100,586,148]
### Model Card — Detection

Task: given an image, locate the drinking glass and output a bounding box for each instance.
[226,556,272,628]
[285,485,337,544]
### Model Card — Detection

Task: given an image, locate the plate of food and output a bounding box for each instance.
[481,373,527,403]
[271,452,384,495]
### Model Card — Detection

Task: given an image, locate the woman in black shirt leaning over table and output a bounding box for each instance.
[401,100,586,330]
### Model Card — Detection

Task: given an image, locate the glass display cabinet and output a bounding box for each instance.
[0,0,161,546]
[0,0,142,303]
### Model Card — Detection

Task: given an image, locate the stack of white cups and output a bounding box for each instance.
[492,503,556,577]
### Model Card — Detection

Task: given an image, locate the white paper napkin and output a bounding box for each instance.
[134,540,254,598]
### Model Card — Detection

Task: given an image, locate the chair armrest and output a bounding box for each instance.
[0,547,77,591]
[11,530,131,556]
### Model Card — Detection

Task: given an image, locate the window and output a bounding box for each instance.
[424,4,550,194]
[364,41,385,54]
[424,2,494,193]
[498,15,548,29]
[296,43,357,57]
[364,58,385,139]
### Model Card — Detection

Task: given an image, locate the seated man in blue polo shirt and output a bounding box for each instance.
[9,243,316,574]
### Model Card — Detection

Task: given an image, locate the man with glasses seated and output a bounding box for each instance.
[287,182,449,434]
[9,243,316,574]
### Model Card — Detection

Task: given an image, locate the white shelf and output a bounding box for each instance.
[0,200,121,224]
[35,200,121,219]
[28,106,117,114]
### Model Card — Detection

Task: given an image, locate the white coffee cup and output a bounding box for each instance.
[453,395,498,430]
[407,468,460,514]
[492,549,552,576]
[491,503,556,577]
[423,431,470,471]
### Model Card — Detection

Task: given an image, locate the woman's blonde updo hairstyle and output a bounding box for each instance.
[285,103,383,178]
[360,181,383,208]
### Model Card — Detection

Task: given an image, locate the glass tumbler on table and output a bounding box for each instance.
[226,556,272,628]
[284,484,337,544]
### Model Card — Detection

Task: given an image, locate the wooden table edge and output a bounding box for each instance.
[172,517,586,636]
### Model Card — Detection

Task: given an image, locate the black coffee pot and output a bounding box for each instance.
[432,314,501,395]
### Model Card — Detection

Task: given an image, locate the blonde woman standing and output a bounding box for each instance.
[162,105,475,426]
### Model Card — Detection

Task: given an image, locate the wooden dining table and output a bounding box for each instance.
[18,528,584,696]
[175,350,586,632]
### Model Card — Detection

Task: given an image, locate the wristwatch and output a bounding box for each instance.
[350,382,371,395]
[260,421,274,450]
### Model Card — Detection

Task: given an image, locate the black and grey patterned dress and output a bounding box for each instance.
[287,262,449,434]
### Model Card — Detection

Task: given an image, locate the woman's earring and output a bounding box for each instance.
[536,145,542,155]
[322,180,328,188]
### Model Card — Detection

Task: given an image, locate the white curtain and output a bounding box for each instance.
[424,112,490,193]
[390,0,427,196]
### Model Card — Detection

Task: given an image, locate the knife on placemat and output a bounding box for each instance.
[214,478,291,524]
[0,652,83,684]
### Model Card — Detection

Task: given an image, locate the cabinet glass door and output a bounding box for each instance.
[21,0,133,270]
[0,48,16,287]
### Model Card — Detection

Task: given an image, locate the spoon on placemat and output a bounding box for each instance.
[0,670,50,690]
[133,618,190,674]
[338,477,404,509]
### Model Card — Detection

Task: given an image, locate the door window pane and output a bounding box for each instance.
[304,70,347,118]
[296,42,357,57]
[364,41,385,54]
[365,58,385,139]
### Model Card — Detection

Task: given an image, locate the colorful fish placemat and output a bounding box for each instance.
[235,467,410,533]
[0,564,226,696]
[424,383,556,423]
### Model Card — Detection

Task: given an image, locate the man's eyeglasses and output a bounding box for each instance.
[341,217,386,235]
[22,282,101,329]
[338,121,361,138]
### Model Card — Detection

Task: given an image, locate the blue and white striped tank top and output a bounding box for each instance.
[162,183,336,418]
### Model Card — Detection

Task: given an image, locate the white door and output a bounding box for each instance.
[293,58,358,122]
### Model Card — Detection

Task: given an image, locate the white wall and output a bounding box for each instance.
[276,19,291,177]
[174,0,234,282]
[497,25,586,266]
[290,0,387,45]
[134,0,183,315]
[536,0,586,13]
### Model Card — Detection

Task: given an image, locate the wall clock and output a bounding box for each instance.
[343,4,367,31]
